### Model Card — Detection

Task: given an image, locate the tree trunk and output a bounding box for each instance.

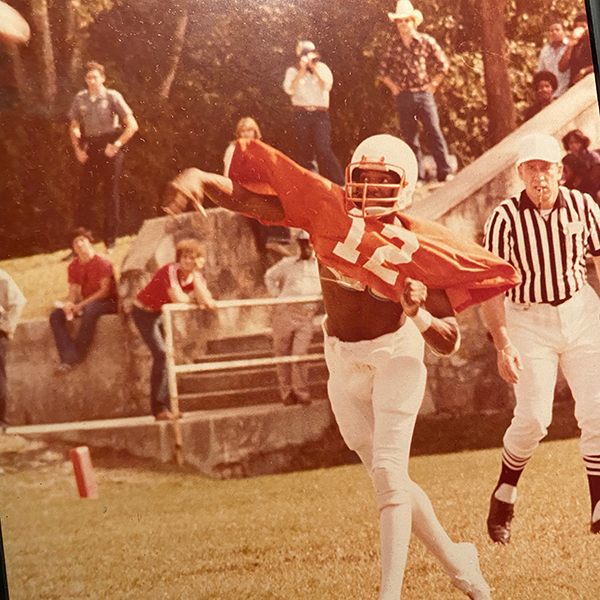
[479,0,517,144]
[66,2,84,89]
[30,0,58,109]
[158,2,189,103]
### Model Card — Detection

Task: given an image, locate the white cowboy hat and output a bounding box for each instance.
[388,1,423,27]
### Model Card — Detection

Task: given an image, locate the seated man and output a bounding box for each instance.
[50,228,118,373]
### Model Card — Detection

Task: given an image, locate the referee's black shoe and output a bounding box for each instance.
[487,495,514,544]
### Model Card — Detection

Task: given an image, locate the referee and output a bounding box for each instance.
[482,133,600,543]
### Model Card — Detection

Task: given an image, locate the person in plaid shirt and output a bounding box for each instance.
[379,1,454,183]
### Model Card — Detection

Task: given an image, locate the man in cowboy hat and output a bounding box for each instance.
[379,1,454,183]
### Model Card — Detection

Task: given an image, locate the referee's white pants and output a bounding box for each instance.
[504,284,600,461]
[324,320,465,599]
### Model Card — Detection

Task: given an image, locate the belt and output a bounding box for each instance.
[293,106,328,112]
[545,296,571,307]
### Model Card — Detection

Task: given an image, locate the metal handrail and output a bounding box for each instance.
[161,295,324,416]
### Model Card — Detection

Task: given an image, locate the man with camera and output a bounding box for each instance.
[283,40,344,186]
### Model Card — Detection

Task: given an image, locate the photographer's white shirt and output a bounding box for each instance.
[283,62,333,109]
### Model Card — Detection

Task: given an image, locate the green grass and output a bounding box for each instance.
[2,437,598,600]
[0,236,134,321]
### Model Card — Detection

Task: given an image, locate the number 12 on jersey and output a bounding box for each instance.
[333,216,419,286]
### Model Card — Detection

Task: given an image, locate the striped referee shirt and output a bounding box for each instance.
[484,187,600,304]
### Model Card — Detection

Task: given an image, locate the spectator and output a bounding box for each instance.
[523,71,557,121]
[536,16,570,98]
[379,1,454,183]
[264,230,321,405]
[132,239,215,421]
[0,269,26,428]
[559,12,595,88]
[283,40,345,186]
[68,61,139,253]
[561,153,599,200]
[482,134,600,542]
[562,128,600,170]
[562,129,600,204]
[223,117,262,176]
[50,228,118,374]
[224,117,291,255]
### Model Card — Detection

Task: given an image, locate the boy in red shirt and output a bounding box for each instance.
[132,238,215,420]
[50,228,117,373]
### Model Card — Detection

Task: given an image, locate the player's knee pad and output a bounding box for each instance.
[371,464,411,511]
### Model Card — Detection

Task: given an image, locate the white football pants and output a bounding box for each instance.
[324,319,461,600]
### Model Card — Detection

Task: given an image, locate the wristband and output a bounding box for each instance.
[410,307,432,332]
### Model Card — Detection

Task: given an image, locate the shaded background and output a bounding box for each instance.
[0,0,588,257]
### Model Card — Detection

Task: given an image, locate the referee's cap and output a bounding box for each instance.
[516,134,562,166]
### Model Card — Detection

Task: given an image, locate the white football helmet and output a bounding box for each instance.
[345,134,418,216]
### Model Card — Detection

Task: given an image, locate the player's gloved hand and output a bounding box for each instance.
[400,277,427,318]
[163,168,207,216]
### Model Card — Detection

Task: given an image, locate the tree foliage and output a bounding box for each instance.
[0,0,588,258]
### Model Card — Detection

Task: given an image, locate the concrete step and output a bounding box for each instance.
[179,380,329,411]
[205,325,324,356]
[198,340,325,364]
[179,363,329,395]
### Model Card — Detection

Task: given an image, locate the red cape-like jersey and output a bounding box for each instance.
[228,139,520,313]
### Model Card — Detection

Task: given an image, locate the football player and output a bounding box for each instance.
[163,135,514,599]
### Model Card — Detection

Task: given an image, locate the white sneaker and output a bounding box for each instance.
[446,542,491,600]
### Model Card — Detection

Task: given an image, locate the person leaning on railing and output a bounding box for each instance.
[131,238,215,421]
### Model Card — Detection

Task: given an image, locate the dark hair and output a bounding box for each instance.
[574,12,588,25]
[85,61,105,77]
[175,238,206,262]
[71,227,94,245]
[546,13,565,28]
[533,70,558,91]
[562,129,591,151]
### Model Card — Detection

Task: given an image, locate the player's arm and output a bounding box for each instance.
[400,278,460,356]
[163,168,285,222]
[481,294,522,384]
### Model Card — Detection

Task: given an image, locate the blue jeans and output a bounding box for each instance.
[395,91,452,181]
[292,110,345,186]
[50,298,117,365]
[131,305,170,416]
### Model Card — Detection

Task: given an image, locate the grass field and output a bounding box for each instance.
[2,435,598,600]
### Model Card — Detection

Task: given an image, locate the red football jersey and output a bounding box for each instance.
[227,139,520,313]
